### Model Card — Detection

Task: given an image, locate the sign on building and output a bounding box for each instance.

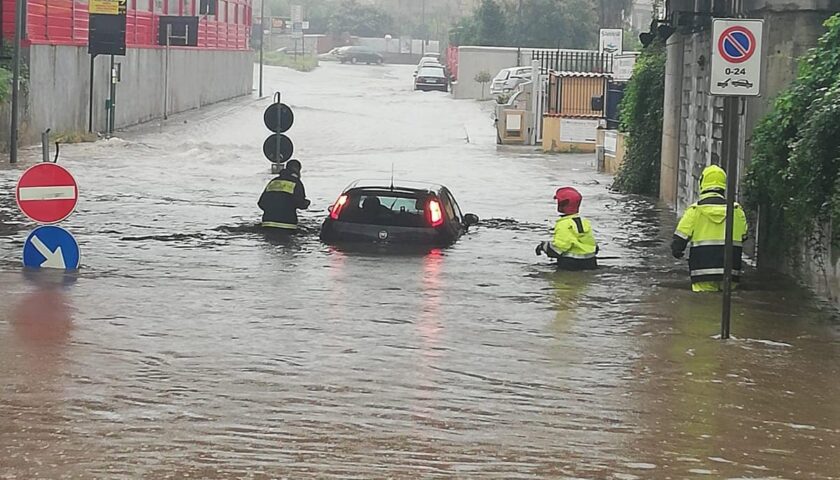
[88,0,127,56]
[560,119,599,144]
[613,54,637,82]
[710,19,763,96]
[604,130,618,155]
[291,5,303,24]
[599,29,622,55]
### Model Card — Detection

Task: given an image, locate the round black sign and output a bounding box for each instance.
[263,103,295,133]
[263,134,294,163]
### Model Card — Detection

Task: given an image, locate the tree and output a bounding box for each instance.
[450,0,599,50]
[475,70,493,99]
[612,38,666,195]
[514,0,598,49]
[475,0,508,46]
[744,14,840,255]
[328,0,394,37]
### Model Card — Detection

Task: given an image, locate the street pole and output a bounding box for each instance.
[108,55,117,135]
[421,0,426,56]
[720,96,741,340]
[10,0,23,164]
[89,55,96,133]
[259,0,265,98]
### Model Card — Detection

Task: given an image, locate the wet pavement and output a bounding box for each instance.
[2,62,840,479]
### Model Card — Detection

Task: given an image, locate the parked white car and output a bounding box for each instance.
[490,66,533,95]
[414,56,443,76]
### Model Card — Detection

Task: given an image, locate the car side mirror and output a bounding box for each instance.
[463,213,479,227]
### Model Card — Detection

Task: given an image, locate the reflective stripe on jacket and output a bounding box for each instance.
[258,169,308,229]
[671,192,748,284]
[544,214,598,270]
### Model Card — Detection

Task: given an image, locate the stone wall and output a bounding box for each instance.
[659,0,840,305]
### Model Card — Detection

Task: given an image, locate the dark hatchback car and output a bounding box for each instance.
[320,181,479,246]
[336,46,384,65]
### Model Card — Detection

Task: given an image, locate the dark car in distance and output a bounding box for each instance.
[336,46,384,65]
[414,65,448,92]
[320,181,479,246]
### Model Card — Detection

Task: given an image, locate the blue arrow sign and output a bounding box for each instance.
[23,226,81,270]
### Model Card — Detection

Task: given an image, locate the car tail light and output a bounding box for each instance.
[330,195,348,220]
[427,199,444,227]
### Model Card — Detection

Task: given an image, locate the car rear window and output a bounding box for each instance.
[419,67,445,77]
[338,191,432,227]
[494,70,511,81]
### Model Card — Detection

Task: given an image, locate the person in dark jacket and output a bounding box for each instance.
[258,159,310,231]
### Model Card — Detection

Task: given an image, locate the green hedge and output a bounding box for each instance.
[612,39,666,196]
[744,14,840,252]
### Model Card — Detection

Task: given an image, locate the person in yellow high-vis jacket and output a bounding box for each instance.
[671,165,748,292]
[258,159,310,231]
[535,187,599,270]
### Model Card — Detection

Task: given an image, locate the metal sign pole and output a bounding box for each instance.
[164,24,171,121]
[10,0,23,163]
[721,95,741,339]
[89,54,97,133]
[274,92,282,162]
[259,0,265,98]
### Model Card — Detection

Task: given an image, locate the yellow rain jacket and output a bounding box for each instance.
[541,214,598,270]
[671,165,748,291]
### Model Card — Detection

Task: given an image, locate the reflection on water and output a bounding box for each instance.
[0,63,838,478]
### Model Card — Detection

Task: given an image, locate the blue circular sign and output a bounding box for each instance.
[719,26,756,64]
[23,226,81,270]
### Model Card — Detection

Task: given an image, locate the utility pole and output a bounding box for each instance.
[10,0,23,163]
[259,0,265,98]
[421,0,426,56]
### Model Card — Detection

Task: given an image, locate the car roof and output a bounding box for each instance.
[343,179,446,194]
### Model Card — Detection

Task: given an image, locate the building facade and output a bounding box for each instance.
[1,0,254,145]
[658,0,840,303]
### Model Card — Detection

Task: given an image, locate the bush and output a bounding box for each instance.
[744,14,840,252]
[611,39,666,196]
[260,52,319,72]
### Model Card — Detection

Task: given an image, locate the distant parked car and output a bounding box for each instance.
[318,47,346,62]
[490,67,533,95]
[414,65,448,92]
[336,46,384,65]
[414,56,443,76]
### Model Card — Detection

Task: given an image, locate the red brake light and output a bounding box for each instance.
[330,195,348,220]
[428,199,444,227]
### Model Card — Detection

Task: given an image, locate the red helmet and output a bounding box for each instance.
[554,187,582,215]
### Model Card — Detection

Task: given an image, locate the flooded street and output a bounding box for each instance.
[2,62,840,479]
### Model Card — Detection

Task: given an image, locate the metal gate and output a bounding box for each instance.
[605,81,626,129]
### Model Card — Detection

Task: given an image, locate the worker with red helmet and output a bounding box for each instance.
[535,187,599,270]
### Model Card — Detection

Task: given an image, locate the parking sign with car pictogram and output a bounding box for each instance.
[711,19,763,96]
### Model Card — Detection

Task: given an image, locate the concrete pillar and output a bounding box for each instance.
[659,33,684,208]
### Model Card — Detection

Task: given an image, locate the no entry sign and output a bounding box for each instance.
[16,163,79,224]
[711,19,763,96]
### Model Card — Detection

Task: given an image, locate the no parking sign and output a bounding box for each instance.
[711,19,763,96]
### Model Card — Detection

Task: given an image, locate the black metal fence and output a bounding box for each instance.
[531,50,614,75]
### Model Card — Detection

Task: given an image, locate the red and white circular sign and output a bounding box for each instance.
[15,163,78,224]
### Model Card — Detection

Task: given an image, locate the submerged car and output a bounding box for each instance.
[320,181,479,246]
